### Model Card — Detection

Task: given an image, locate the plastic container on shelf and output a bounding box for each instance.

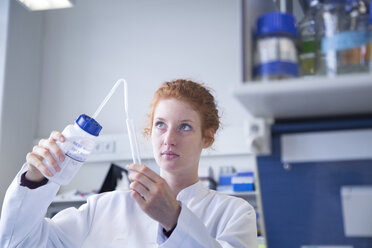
[316,0,372,76]
[231,172,255,192]
[298,0,323,76]
[253,12,299,81]
[42,114,102,185]
[341,0,371,73]
[217,166,236,192]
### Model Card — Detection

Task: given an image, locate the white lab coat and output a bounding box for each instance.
[0,164,257,248]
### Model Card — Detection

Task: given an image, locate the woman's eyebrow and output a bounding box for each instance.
[180,120,193,123]
[155,117,194,123]
[154,117,166,121]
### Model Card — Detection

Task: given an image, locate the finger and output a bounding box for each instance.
[130,190,146,206]
[31,152,43,161]
[126,164,161,183]
[129,181,150,200]
[50,130,65,143]
[128,171,154,190]
[38,138,48,146]
[39,138,65,163]
[26,152,53,177]
[32,146,61,172]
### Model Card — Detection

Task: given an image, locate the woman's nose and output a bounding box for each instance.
[164,129,176,146]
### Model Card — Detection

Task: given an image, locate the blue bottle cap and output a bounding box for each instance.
[75,114,102,136]
[256,12,297,38]
[254,61,299,78]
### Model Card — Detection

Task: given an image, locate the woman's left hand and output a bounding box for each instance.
[126,164,181,231]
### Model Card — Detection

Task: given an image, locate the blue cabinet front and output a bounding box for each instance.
[258,116,372,248]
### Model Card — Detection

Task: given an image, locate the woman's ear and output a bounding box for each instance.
[203,128,215,148]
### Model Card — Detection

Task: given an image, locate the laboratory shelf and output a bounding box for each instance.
[233,73,372,119]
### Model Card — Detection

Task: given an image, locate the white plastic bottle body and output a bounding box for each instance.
[42,123,97,185]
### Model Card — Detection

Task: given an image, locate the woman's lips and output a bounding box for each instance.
[161,151,179,159]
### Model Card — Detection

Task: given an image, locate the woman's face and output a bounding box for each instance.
[151,98,207,173]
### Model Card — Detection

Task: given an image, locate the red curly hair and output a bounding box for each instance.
[144,79,220,146]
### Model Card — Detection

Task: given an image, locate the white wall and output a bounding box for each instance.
[0,1,44,215]
[0,0,10,147]
[0,0,10,217]
[37,0,250,137]
[2,0,257,198]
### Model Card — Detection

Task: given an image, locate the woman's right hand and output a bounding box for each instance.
[25,131,66,182]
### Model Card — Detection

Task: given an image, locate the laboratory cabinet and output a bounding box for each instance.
[257,116,372,248]
[233,68,372,248]
[237,2,372,245]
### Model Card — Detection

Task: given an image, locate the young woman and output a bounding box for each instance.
[0,79,257,247]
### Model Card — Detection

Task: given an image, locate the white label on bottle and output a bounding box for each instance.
[44,137,95,185]
[61,155,83,169]
[231,177,254,184]
[43,152,83,182]
[255,37,297,65]
[59,138,94,163]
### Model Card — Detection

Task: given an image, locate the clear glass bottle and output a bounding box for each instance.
[253,12,299,81]
[298,0,323,76]
[316,0,372,76]
[341,0,371,73]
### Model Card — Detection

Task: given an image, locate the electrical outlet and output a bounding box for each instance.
[93,143,101,154]
[102,140,115,153]
[93,140,116,154]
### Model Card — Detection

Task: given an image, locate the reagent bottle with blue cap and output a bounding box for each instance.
[42,114,102,185]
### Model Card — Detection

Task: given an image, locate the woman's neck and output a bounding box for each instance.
[160,169,199,197]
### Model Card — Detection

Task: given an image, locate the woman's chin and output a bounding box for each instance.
[159,161,180,171]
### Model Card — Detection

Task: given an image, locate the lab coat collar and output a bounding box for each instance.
[176,180,209,202]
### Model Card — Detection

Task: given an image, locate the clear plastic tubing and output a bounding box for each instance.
[42,78,143,185]
[41,80,126,185]
[93,79,123,119]
[123,80,142,165]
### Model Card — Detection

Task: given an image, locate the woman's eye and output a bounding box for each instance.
[180,123,192,131]
[155,121,165,129]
